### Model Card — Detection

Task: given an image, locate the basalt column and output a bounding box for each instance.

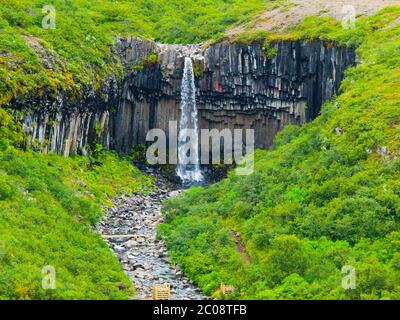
[13,36,356,156]
[115,38,356,152]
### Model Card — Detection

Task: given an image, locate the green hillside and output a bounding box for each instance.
[159,6,400,299]
[0,109,152,299]
[1,0,400,301]
[0,0,271,299]
[0,0,272,106]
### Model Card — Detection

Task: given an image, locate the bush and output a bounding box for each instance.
[0,116,152,299]
[160,7,400,300]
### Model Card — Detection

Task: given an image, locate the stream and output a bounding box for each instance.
[97,172,203,300]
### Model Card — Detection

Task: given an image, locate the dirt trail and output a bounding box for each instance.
[230,231,252,264]
[227,0,400,36]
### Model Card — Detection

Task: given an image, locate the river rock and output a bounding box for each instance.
[97,175,203,300]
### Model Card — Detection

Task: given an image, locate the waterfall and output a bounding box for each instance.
[177,57,203,183]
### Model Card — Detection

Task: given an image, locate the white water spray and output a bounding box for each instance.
[177,57,203,183]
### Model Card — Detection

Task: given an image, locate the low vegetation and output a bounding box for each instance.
[2,0,400,300]
[0,109,152,299]
[0,0,275,106]
[159,6,400,299]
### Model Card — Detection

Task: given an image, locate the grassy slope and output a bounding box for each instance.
[0,109,152,299]
[0,0,274,299]
[0,0,274,106]
[159,6,400,299]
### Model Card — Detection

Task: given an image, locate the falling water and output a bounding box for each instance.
[177,57,203,183]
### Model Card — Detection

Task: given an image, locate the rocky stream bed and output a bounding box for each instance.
[97,174,203,300]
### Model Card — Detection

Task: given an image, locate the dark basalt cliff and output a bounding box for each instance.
[12,36,357,155]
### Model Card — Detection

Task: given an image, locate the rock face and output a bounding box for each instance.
[12,36,356,155]
[14,75,119,156]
